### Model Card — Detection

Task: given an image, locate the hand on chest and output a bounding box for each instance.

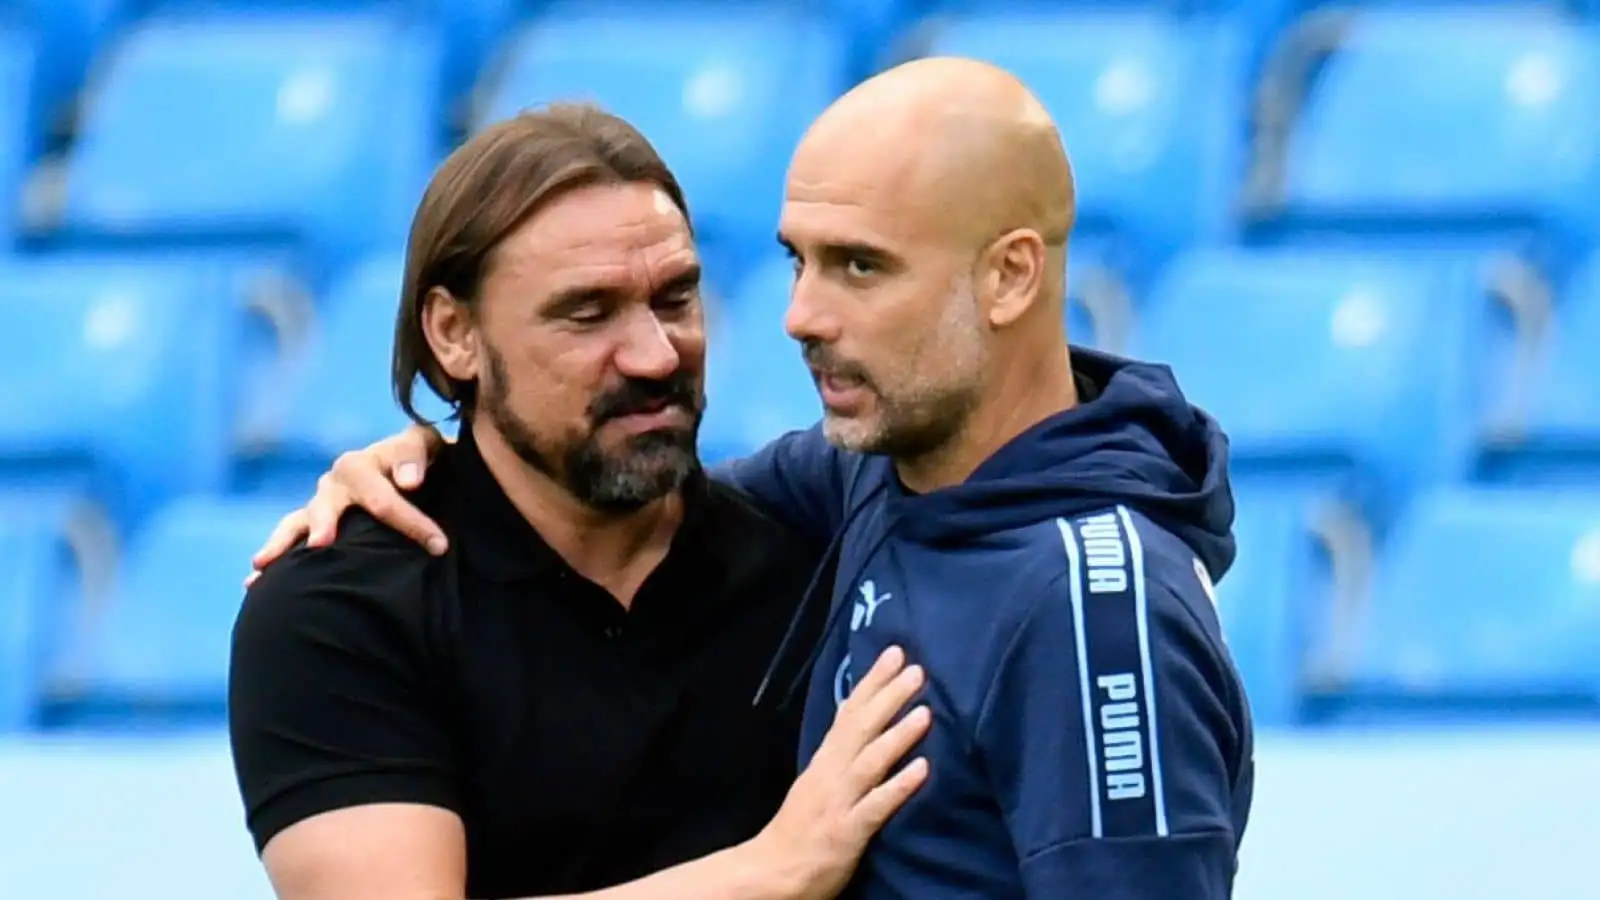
[819,542,1021,720]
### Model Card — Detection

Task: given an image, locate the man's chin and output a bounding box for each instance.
[607,431,700,477]
[820,414,882,454]
[578,449,697,513]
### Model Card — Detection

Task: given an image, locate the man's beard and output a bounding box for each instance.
[479,345,704,513]
[800,295,985,461]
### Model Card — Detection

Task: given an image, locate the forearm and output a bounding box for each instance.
[524,841,800,900]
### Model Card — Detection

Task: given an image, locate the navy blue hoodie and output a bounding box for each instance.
[716,348,1254,899]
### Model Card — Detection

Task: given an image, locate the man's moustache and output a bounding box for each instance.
[591,375,701,423]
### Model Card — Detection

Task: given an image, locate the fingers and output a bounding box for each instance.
[847,645,907,698]
[851,757,930,833]
[377,497,449,557]
[305,471,354,547]
[247,509,313,582]
[241,425,452,588]
[755,646,932,882]
[834,651,924,750]
[327,449,448,555]
[809,646,925,791]
[855,663,925,737]
[849,705,930,793]
[391,423,442,489]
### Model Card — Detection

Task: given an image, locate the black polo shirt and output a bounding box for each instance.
[228,428,828,898]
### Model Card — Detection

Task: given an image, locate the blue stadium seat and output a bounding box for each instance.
[59,495,288,719]
[1133,249,1489,514]
[0,255,257,522]
[1066,293,1098,352]
[141,0,513,103]
[423,0,516,102]
[237,252,450,495]
[1263,9,1600,271]
[0,516,74,732]
[45,12,442,276]
[701,255,818,464]
[915,7,1247,286]
[144,0,403,10]
[0,24,37,251]
[1480,251,1600,482]
[1215,486,1326,728]
[831,0,917,74]
[1333,487,1600,712]
[478,1,852,286]
[1066,244,1132,353]
[1,0,131,134]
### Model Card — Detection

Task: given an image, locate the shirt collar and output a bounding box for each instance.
[436,423,713,585]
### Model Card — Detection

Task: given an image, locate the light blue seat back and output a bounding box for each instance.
[55,12,441,273]
[478,1,851,284]
[0,256,251,521]
[1342,488,1600,710]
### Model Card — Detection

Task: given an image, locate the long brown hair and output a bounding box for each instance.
[392,103,692,423]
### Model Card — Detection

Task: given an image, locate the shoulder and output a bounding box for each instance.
[1040,507,1249,737]
[241,439,471,627]
[983,504,1252,756]
[1000,507,1240,696]
[245,506,439,600]
[702,475,831,565]
[1040,507,1223,632]
[710,424,871,503]
[235,505,444,656]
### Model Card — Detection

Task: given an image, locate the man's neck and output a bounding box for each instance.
[895,343,1078,494]
[473,418,682,607]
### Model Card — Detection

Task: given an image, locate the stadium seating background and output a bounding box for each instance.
[2,0,1598,897]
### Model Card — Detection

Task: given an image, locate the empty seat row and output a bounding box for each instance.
[3,243,1597,528]
[1,12,443,281]
[234,251,454,496]
[5,477,1595,733]
[1220,485,1600,726]
[0,494,287,732]
[0,254,260,523]
[738,245,1600,500]
[5,5,1600,290]
[0,251,450,525]
[1135,248,1600,497]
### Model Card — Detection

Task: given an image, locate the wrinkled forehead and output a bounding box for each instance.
[494,182,700,298]
[779,143,959,256]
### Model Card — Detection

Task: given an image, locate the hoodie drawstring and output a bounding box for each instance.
[752,481,889,710]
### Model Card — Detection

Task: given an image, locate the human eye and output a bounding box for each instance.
[844,256,878,279]
[568,305,609,325]
[653,288,697,316]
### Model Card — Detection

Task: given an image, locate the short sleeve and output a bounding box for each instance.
[228,535,460,853]
[709,424,850,543]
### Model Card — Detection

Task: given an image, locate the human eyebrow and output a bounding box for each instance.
[820,242,901,276]
[777,235,902,273]
[651,265,702,300]
[542,285,622,320]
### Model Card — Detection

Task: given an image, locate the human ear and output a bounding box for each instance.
[421,287,479,383]
[979,229,1045,328]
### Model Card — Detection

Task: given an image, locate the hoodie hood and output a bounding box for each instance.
[889,348,1237,579]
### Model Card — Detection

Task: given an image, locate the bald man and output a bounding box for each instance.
[251,59,1254,898]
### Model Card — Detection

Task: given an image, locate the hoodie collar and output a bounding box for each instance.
[881,348,1237,578]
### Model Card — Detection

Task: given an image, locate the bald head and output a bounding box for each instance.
[778,58,1079,481]
[794,57,1076,257]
